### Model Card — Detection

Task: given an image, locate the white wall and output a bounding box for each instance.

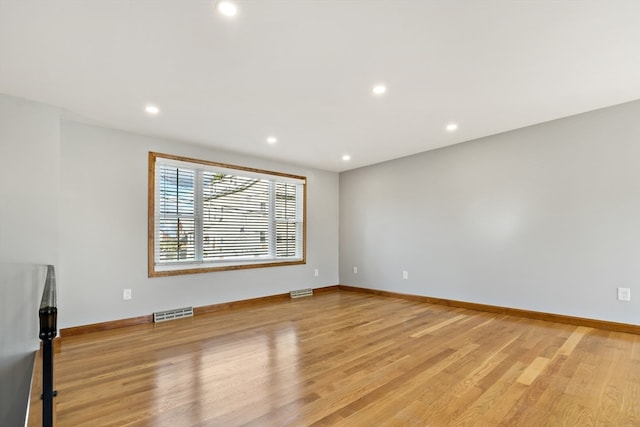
[0,95,60,265]
[0,95,59,425]
[59,121,339,328]
[340,101,640,325]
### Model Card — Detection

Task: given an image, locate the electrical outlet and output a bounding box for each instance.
[402,270,409,280]
[314,268,319,277]
[353,266,358,274]
[123,289,132,300]
[617,287,631,301]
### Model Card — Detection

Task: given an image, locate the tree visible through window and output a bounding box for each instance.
[149,152,306,277]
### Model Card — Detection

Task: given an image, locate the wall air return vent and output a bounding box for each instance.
[290,288,313,299]
[153,307,194,322]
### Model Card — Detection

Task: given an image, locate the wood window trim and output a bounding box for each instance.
[148,151,307,277]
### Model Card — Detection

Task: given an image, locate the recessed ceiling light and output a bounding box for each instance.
[342,154,351,161]
[145,104,160,115]
[217,1,237,17]
[267,136,277,144]
[372,84,387,96]
[446,122,458,132]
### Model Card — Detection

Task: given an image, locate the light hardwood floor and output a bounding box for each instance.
[55,290,640,426]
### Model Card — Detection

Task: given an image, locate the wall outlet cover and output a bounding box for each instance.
[617,287,631,301]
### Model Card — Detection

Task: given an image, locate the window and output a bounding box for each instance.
[149,152,306,277]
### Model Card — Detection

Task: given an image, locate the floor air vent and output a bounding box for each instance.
[153,307,194,323]
[290,288,313,298]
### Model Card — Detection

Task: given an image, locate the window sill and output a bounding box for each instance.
[149,258,305,277]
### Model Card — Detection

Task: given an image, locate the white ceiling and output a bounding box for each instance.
[1,1,639,172]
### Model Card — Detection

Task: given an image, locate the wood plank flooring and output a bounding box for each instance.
[54,290,640,426]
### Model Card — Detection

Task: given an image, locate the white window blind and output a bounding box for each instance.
[150,153,306,276]
[156,165,196,263]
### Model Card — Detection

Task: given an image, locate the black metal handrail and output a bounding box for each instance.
[38,265,57,427]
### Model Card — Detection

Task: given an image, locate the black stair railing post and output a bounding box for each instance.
[39,265,57,427]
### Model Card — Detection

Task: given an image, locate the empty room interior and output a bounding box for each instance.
[1,1,640,426]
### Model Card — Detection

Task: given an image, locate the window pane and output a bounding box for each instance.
[156,217,196,262]
[202,173,270,259]
[275,182,298,221]
[276,222,298,257]
[275,182,300,257]
[158,166,194,216]
[156,165,196,262]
